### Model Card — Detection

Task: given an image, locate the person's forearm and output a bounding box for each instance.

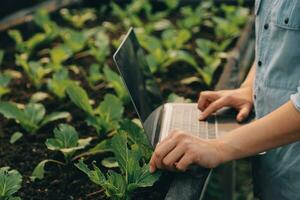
[218,101,300,162]
[240,63,256,88]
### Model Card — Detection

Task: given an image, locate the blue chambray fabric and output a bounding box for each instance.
[252,0,300,199]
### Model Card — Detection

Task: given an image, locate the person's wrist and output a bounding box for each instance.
[211,138,237,164]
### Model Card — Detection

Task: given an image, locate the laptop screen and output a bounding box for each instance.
[113,28,163,123]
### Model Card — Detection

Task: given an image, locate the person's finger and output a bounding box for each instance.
[150,130,182,173]
[162,144,185,171]
[197,91,220,111]
[151,135,180,172]
[175,153,194,172]
[236,104,252,122]
[199,96,229,120]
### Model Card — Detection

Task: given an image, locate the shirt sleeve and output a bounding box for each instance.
[290,81,300,112]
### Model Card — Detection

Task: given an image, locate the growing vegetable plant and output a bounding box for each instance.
[66,83,124,135]
[76,131,160,200]
[0,102,70,134]
[0,167,22,200]
[31,124,92,180]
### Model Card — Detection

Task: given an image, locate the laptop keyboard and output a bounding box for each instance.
[168,105,216,139]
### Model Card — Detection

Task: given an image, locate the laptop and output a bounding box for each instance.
[113,27,241,147]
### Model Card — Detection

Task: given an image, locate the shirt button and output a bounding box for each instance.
[264,23,269,30]
[254,94,257,100]
[284,18,289,24]
[258,61,262,67]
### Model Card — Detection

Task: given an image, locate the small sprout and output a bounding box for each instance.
[32,124,92,181]
[46,124,92,162]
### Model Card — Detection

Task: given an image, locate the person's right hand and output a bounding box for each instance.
[197,87,253,122]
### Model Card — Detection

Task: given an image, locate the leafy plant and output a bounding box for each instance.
[31,124,92,180]
[15,54,52,88]
[47,69,74,99]
[48,44,73,71]
[137,34,198,74]
[66,83,124,135]
[0,167,22,200]
[0,102,70,134]
[87,30,110,64]
[0,72,11,99]
[103,66,130,104]
[60,28,87,53]
[76,131,160,200]
[60,8,96,29]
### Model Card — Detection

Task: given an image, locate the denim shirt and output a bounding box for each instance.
[253,0,300,199]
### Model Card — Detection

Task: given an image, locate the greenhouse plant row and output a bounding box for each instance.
[0,0,252,199]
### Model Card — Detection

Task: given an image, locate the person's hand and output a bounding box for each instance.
[149,130,226,173]
[198,87,253,122]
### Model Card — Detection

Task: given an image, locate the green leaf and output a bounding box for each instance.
[0,102,29,127]
[88,139,112,155]
[66,83,93,115]
[111,131,128,174]
[101,157,119,168]
[120,120,152,159]
[0,167,22,199]
[60,29,87,52]
[106,170,126,199]
[127,163,161,192]
[9,132,23,144]
[31,160,50,181]
[50,44,73,67]
[41,112,70,126]
[47,69,73,98]
[46,124,92,160]
[24,103,46,126]
[30,92,50,103]
[167,93,192,103]
[75,159,106,186]
[103,66,129,103]
[98,94,124,121]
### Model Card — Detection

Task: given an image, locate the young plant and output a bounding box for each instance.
[87,30,110,64]
[47,69,74,99]
[48,44,73,71]
[0,167,22,200]
[60,8,97,29]
[103,65,130,104]
[0,102,70,134]
[0,72,11,99]
[76,131,160,200]
[15,53,52,89]
[137,34,198,74]
[195,38,222,85]
[31,124,92,180]
[66,83,124,135]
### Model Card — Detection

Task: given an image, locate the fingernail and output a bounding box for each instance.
[199,114,204,120]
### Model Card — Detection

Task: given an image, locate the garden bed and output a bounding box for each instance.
[0,0,253,199]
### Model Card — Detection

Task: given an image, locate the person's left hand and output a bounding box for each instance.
[149,129,225,173]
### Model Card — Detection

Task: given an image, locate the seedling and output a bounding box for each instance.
[31,124,92,180]
[76,131,160,200]
[47,69,75,99]
[0,102,70,134]
[66,83,124,135]
[0,167,22,200]
[15,53,52,89]
[0,72,11,99]
[60,8,97,29]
